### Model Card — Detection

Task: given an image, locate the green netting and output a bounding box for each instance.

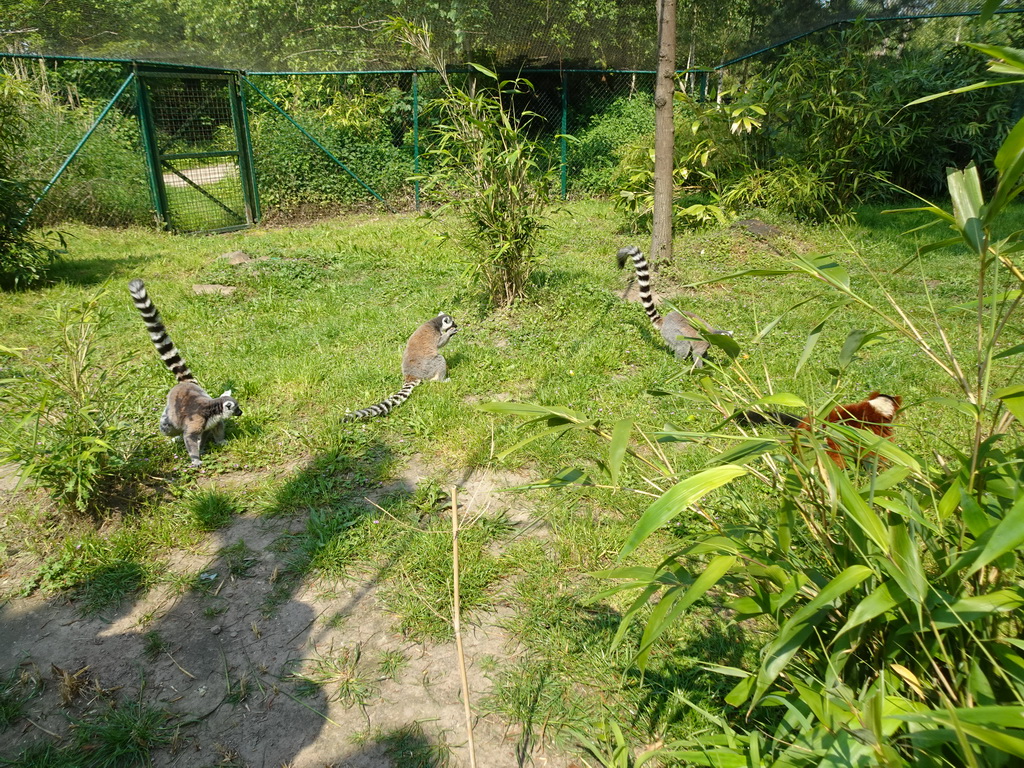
[5,0,1019,72]
[3,5,1023,233]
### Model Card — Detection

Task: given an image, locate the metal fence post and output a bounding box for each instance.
[560,70,568,200]
[413,70,420,211]
[134,67,169,229]
[235,71,261,224]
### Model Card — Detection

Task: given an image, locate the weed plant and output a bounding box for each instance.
[0,291,155,514]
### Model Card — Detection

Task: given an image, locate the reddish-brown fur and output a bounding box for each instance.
[801,391,902,467]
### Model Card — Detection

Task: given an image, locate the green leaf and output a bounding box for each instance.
[995,384,1024,423]
[635,555,736,670]
[795,253,851,290]
[995,343,1024,360]
[836,581,905,637]
[979,1,1010,24]
[947,164,986,255]
[927,590,1024,630]
[838,329,889,370]
[607,419,633,487]
[967,492,1024,576]
[991,116,1024,217]
[682,267,796,290]
[705,332,740,359]
[828,464,891,554]
[884,522,928,604]
[619,466,748,560]
[706,439,775,467]
[750,393,808,410]
[795,302,847,374]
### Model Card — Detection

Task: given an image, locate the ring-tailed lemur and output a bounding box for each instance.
[617,246,731,368]
[345,313,458,421]
[128,279,242,466]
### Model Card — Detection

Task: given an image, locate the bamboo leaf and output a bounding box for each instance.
[619,466,748,560]
[837,580,905,637]
[635,555,736,670]
[795,302,847,374]
[828,465,891,553]
[991,116,1024,216]
[607,418,633,487]
[927,590,1024,630]
[995,384,1024,423]
[967,492,1024,576]
[838,329,890,370]
[706,439,775,467]
[947,165,986,255]
[907,78,1024,106]
[995,343,1024,360]
[682,267,796,289]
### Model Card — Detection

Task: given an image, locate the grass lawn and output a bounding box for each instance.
[0,198,1018,765]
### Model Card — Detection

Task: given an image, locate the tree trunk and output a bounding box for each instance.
[651,0,676,266]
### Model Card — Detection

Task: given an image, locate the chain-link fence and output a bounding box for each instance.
[2,55,664,232]
[2,8,1022,234]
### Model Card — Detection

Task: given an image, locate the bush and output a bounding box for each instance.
[391,20,556,307]
[20,101,153,227]
[249,107,412,213]
[0,73,63,287]
[0,292,153,513]
[567,95,654,195]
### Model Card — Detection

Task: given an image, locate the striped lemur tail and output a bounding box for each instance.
[345,312,458,422]
[127,278,196,383]
[617,245,662,327]
[343,380,422,421]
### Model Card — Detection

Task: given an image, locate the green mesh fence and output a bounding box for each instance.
[2,56,151,228]
[2,8,1022,234]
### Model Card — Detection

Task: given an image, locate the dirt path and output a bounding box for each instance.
[0,466,569,767]
[162,162,238,189]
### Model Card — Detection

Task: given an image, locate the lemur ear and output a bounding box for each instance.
[220,389,233,398]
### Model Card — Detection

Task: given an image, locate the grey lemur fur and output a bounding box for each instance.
[617,246,731,368]
[128,279,242,466]
[345,312,458,421]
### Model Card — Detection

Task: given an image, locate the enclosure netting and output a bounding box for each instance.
[5,0,1018,72]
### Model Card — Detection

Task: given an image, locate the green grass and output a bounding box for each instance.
[1,198,1018,760]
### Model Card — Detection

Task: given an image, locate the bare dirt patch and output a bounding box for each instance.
[162,162,238,189]
[0,464,571,767]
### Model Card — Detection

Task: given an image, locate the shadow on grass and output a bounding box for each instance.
[46,252,152,287]
[0,427,458,766]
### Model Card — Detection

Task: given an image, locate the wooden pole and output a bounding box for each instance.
[451,487,477,768]
[652,0,677,266]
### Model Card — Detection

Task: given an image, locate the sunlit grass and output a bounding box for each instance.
[0,197,1010,759]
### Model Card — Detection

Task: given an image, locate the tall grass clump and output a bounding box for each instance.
[486,39,1024,768]
[389,19,556,306]
[0,291,152,513]
[0,72,63,287]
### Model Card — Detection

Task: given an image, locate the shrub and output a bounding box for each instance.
[21,101,153,227]
[566,95,655,195]
[0,73,63,287]
[248,107,412,213]
[391,19,556,307]
[0,292,152,514]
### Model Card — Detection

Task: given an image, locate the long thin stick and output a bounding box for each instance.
[451,486,478,768]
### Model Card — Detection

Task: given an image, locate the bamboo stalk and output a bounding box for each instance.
[451,486,478,768]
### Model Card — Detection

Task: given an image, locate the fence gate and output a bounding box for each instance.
[136,68,259,234]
